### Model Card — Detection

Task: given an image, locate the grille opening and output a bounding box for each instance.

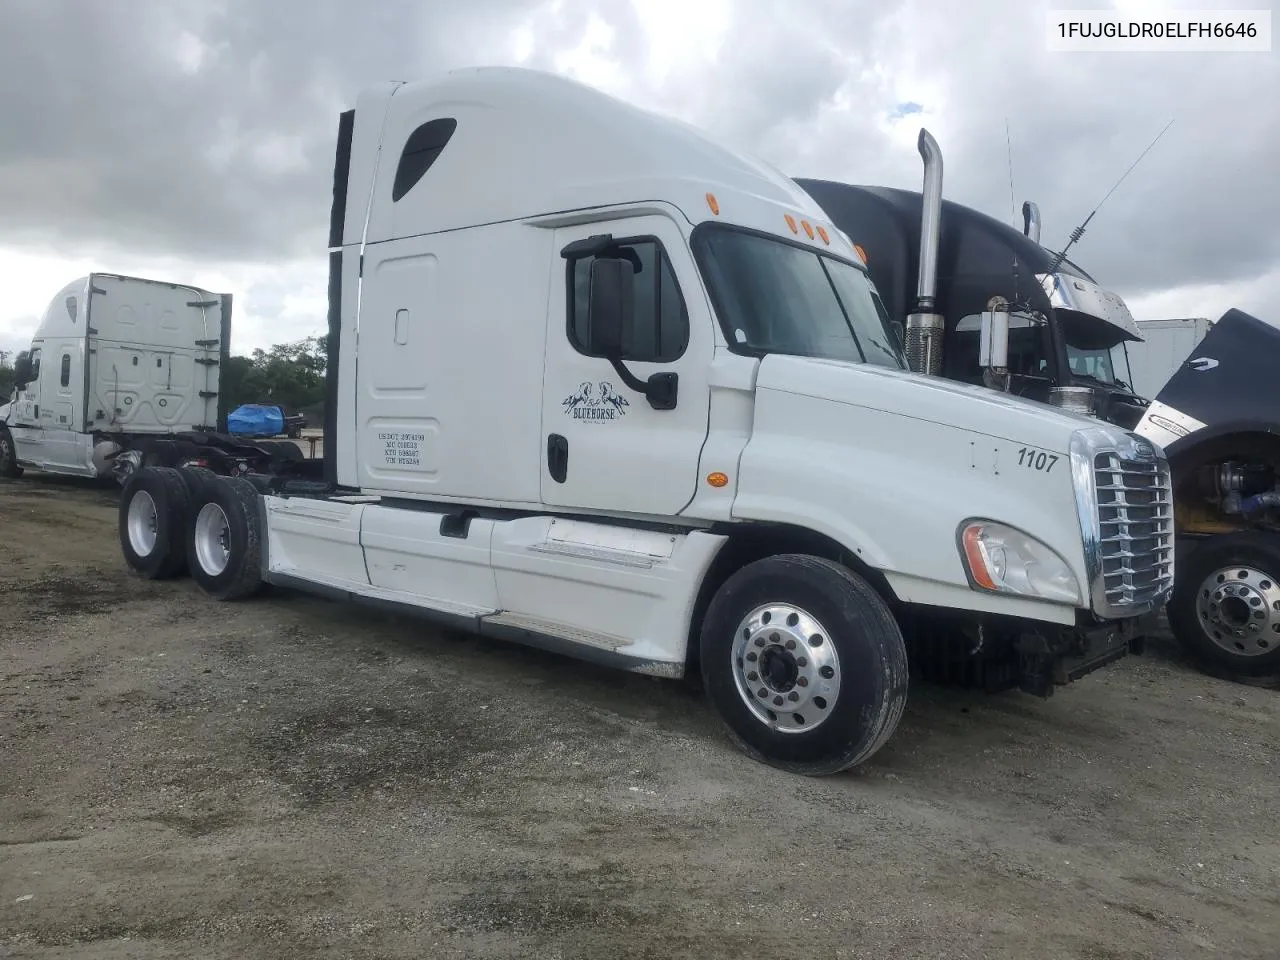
[1093,451,1174,608]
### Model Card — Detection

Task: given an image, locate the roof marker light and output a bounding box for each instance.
[784,214,798,233]
[801,220,814,239]
[817,225,830,244]
[854,243,868,264]
[706,192,720,215]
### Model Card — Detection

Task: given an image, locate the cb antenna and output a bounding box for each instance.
[1048,118,1174,273]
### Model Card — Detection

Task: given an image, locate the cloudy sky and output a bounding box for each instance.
[0,0,1275,359]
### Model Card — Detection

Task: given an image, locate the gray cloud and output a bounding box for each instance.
[0,0,1275,327]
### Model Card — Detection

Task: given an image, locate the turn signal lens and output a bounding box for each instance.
[706,472,729,488]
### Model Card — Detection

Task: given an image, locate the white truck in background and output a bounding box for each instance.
[1125,317,1214,400]
[114,66,1173,775]
[0,274,309,482]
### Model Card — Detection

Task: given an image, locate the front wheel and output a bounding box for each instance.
[1167,532,1280,686]
[0,427,23,479]
[699,554,909,776]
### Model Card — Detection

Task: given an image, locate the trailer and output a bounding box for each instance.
[799,138,1280,687]
[1126,316,1214,400]
[0,274,313,483]
[114,66,1170,775]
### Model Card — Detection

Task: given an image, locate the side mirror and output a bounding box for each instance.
[978,309,1010,371]
[13,352,32,387]
[587,256,634,359]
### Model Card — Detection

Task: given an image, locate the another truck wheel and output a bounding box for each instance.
[186,475,264,601]
[177,465,220,501]
[0,428,22,479]
[119,467,191,579]
[698,554,909,775]
[1167,532,1280,686]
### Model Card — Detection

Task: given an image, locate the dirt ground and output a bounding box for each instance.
[2,476,1278,960]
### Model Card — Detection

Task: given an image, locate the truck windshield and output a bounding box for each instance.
[1066,342,1134,388]
[693,226,906,369]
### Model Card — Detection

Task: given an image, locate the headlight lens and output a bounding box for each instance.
[959,520,1082,606]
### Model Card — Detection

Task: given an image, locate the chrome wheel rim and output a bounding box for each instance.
[1196,564,1280,658]
[730,603,841,734]
[193,502,232,577]
[126,490,159,556]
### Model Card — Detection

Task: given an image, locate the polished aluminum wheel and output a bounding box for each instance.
[1196,564,1280,657]
[730,602,842,733]
[193,502,232,577]
[126,490,159,557]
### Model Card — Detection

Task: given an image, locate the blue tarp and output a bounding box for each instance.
[227,403,286,437]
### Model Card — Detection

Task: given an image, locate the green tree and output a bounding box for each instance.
[0,352,14,399]
[220,335,328,417]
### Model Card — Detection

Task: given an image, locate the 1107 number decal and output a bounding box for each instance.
[1017,447,1059,473]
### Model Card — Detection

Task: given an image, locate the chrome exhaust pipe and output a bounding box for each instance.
[904,128,945,375]
[1022,200,1041,243]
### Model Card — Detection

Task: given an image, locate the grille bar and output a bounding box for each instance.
[1093,450,1175,610]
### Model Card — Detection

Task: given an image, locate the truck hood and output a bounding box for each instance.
[1138,307,1280,455]
[755,354,1100,451]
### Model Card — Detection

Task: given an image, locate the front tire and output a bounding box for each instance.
[186,475,264,601]
[699,554,909,776]
[0,427,23,479]
[119,467,191,579]
[1167,532,1280,686]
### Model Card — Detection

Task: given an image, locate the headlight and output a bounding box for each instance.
[958,519,1082,606]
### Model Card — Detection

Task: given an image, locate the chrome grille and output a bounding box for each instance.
[1093,451,1174,609]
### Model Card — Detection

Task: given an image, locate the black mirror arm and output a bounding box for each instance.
[606,356,678,411]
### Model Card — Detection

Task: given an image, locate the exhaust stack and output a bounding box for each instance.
[1022,201,1041,243]
[904,128,946,376]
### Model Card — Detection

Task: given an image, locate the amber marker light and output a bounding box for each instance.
[801,220,815,239]
[817,225,830,244]
[784,214,798,233]
[706,472,729,488]
[960,525,999,591]
[853,243,868,264]
[706,192,720,215]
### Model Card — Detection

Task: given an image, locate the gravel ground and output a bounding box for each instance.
[2,475,1278,959]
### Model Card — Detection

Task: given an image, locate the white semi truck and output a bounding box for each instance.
[114,67,1173,774]
[0,274,308,482]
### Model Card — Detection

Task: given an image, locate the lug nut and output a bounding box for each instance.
[797,677,808,687]
[785,638,797,651]
[788,691,799,702]
[748,671,759,682]
[772,695,784,706]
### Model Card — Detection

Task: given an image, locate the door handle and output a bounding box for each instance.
[547,433,568,483]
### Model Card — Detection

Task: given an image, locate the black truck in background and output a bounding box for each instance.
[796,133,1280,687]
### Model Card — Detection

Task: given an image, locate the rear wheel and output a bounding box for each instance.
[699,554,909,775]
[186,475,264,601]
[1168,532,1280,686]
[0,427,22,478]
[119,467,190,579]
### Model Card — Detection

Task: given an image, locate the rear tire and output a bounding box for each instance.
[186,475,264,601]
[119,467,191,579]
[699,554,909,775]
[1167,532,1280,686]
[0,427,22,479]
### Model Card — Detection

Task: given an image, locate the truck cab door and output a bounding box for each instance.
[540,215,712,517]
